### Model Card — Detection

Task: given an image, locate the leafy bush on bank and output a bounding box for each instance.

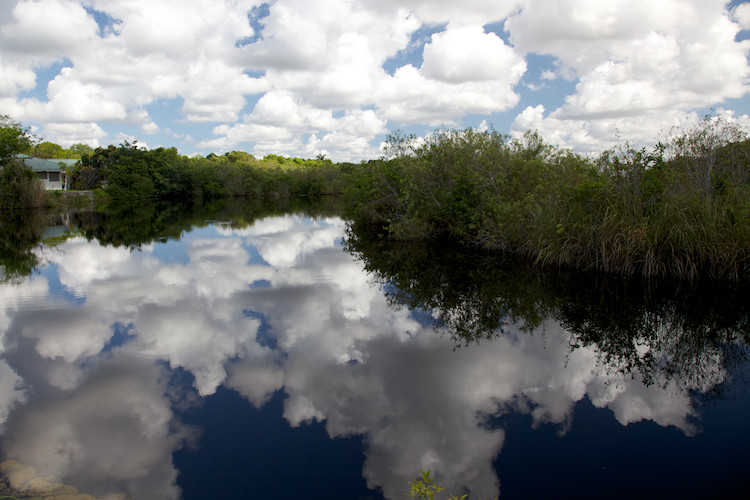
[0,160,46,211]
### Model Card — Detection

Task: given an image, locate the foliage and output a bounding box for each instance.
[68,143,95,157]
[344,118,750,281]
[408,470,446,500]
[0,114,34,164]
[4,114,749,280]
[0,209,46,283]
[407,470,495,500]
[31,141,77,159]
[69,142,345,200]
[0,160,46,212]
[0,116,46,211]
[346,223,750,391]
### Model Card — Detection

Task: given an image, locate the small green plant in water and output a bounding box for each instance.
[407,470,469,500]
[408,470,446,500]
[408,469,500,500]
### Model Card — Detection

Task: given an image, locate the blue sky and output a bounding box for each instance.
[1,0,749,161]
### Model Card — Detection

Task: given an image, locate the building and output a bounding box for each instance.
[17,155,80,190]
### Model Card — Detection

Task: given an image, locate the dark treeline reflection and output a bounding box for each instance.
[72,196,343,249]
[0,197,343,281]
[0,209,46,283]
[345,225,750,394]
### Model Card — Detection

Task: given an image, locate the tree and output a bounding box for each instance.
[0,115,34,164]
[32,141,70,159]
[69,143,95,157]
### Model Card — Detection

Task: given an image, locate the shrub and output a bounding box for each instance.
[0,159,46,211]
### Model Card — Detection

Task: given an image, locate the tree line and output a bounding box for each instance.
[342,119,750,281]
[2,113,749,281]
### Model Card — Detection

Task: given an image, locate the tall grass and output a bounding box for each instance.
[0,159,46,211]
[343,118,750,282]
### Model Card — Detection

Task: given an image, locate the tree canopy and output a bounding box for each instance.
[0,114,34,164]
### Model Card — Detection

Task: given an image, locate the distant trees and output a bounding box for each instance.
[67,141,345,200]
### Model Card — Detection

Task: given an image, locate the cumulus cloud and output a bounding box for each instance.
[506,0,750,152]
[2,357,194,499]
[1,0,746,157]
[734,2,750,30]
[0,361,25,430]
[0,0,264,144]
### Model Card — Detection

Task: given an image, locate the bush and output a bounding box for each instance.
[343,120,749,281]
[0,160,46,211]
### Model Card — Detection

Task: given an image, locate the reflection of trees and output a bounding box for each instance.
[0,209,46,283]
[3,196,343,279]
[70,196,343,249]
[558,275,750,394]
[345,225,555,345]
[1,195,344,284]
[345,224,750,393]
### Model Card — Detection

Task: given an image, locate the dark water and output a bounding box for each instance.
[0,199,748,499]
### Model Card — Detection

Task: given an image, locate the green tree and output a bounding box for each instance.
[68,143,95,157]
[32,141,72,159]
[0,114,34,164]
[73,144,117,190]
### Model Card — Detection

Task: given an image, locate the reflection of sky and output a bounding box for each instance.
[0,214,734,499]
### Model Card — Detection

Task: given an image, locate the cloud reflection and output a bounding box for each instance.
[0,214,724,499]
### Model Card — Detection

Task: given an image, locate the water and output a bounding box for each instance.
[0,200,748,499]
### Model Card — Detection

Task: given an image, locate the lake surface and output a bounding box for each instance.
[1,200,748,499]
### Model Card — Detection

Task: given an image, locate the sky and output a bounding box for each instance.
[1,0,749,161]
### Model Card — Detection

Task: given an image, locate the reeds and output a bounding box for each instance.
[344,119,750,282]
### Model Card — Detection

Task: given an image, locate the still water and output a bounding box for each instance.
[0,200,748,499]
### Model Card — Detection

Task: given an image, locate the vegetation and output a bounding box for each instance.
[3,113,749,281]
[343,117,750,281]
[0,115,45,211]
[0,160,46,211]
[70,142,346,200]
[0,196,342,282]
[0,115,33,163]
[345,226,750,393]
[408,470,496,500]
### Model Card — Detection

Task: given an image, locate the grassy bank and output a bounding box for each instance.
[342,118,750,281]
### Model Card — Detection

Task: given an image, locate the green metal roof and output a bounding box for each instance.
[16,155,80,172]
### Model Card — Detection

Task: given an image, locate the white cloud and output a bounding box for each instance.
[421,25,524,84]
[734,2,750,30]
[0,0,748,170]
[507,0,750,152]
[0,57,36,97]
[0,360,25,430]
[361,0,521,26]
[511,103,704,152]
[0,0,99,57]
[3,357,194,499]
